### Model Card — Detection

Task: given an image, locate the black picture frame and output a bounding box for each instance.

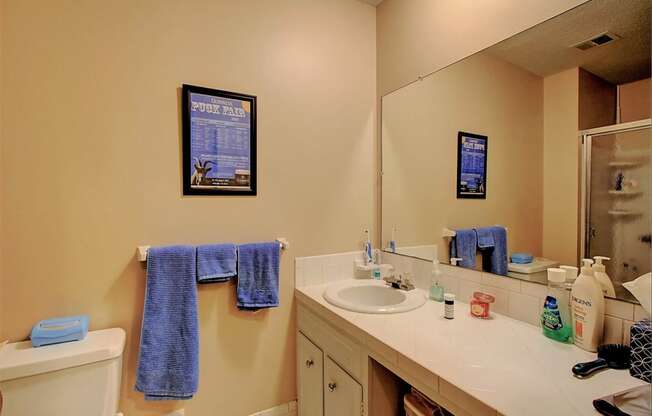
[456,131,488,199]
[182,84,257,196]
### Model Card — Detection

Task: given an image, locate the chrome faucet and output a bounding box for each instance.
[383,273,415,291]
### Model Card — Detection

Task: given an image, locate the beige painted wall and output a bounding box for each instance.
[0,0,3,339]
[578,69,616,130]
[376,0,589,95]
[0,1,375,415]
[542,68,580,266]
[382,52,544,263]
[619,78,651,123]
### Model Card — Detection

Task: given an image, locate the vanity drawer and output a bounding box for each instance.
[298,304,362,380]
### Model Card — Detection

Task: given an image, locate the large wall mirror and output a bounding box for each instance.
[381,0,651,303]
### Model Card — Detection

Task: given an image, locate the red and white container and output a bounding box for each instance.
[470,292,495,319]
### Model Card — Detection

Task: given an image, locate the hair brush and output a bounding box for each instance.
[573,344,631,378]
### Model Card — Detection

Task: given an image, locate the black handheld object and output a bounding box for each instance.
[592,399,632,416]
[573,344,631,378]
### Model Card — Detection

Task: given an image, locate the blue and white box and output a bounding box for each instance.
[630,319,651,383]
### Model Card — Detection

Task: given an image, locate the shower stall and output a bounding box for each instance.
[581,119,651,300]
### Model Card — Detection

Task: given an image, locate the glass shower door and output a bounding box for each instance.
[585,124,651,300]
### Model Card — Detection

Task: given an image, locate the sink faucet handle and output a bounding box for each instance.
[383,274,399,286]
[400,272,415,290]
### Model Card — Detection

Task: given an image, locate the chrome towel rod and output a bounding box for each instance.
[136,238,289,262]
[442,227,508,238]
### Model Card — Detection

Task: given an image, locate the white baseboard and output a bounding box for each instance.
[249,400,297,416]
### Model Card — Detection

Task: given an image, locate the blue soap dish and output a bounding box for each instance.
[511,253,534,264]
[30,315,89,347]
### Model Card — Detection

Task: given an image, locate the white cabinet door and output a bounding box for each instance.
[298,332,324,416]
[324,356,362,416]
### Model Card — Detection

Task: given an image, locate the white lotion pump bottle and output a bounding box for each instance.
[592,256,616,297]
[571,259,605,352]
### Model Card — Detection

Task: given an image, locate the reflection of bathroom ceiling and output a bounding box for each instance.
[487,0,651,84]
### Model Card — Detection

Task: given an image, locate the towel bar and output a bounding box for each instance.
[137,238,289,262]
[442,228,457,238]
[442,227,509,238]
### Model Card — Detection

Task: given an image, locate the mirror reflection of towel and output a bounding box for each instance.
[476,226,508,276]
[451,229,477,269]
[476,227,495,249]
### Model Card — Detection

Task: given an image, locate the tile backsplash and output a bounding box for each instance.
[380,251,645,345]
[295,250,367,287]
[294,250,648,345]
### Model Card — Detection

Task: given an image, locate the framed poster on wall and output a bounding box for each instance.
[456,131,488,199]
[182,84,257,195]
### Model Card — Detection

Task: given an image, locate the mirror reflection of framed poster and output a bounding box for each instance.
[182,84,257,196]
[456,131,487,199]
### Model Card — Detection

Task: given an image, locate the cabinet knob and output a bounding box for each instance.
[328,382,337,392]
[305,359,314,367]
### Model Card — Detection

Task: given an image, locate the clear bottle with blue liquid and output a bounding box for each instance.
[429,260,445,302]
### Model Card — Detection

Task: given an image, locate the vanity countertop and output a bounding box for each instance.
[295,280,648,416]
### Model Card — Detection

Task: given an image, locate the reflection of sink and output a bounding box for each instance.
[323,281,426,314]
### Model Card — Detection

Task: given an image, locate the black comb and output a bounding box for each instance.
[572,344,631,378]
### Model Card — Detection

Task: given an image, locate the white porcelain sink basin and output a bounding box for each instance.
[323,281,426,314]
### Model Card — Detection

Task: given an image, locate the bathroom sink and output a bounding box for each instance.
[323,281,426,314]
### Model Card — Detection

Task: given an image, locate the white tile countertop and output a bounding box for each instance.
[296,280,649,416]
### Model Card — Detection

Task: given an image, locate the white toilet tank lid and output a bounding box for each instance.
[0,327,126,382]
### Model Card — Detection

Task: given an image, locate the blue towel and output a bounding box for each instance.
[475,227,495,249]
[478,226,508,276]
[237,242,280,310]
[451,229,477,269]
[136,245,199,401]
[511,253,533,264]
[196,243,237,283]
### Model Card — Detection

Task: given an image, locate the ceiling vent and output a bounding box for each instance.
[571,32,621,51]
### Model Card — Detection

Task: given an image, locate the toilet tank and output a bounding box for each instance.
[0,328,126,416]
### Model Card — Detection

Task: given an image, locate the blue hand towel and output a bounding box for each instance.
[237,242,280,310]
[478,226,508,276]
[452,229,477,269]
[136,245,199,401]
[475,227,495,249]
[196,243,237,283]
